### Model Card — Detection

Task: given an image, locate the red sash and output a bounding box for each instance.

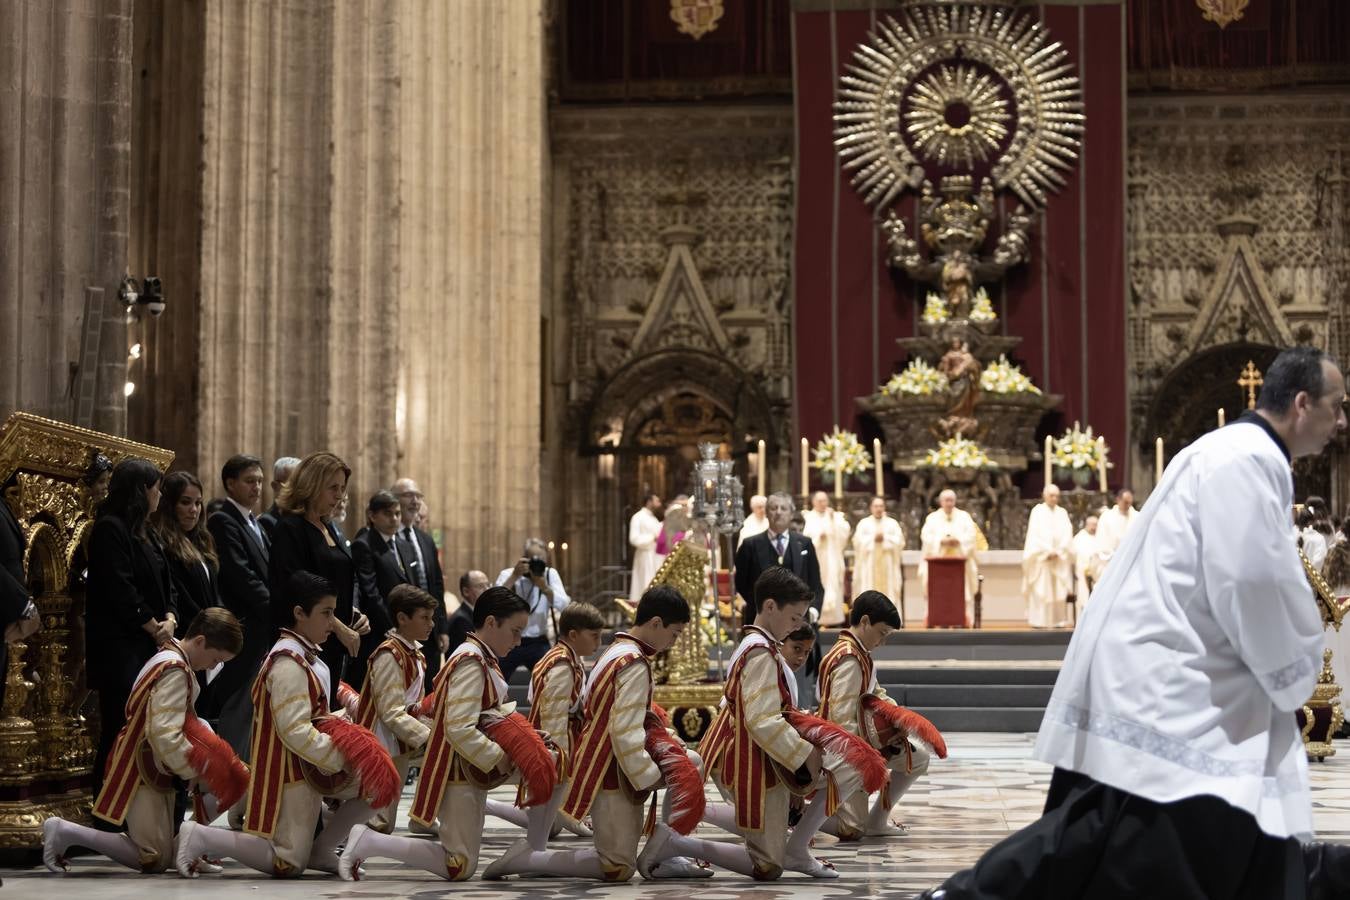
[356,637,424,754]
[92,655,194,825]
[526,642,584,762]
[699,629,794,831]
[561,642,652,821]
[242,645,328,839]
[408,637,501,827]
[817,629,872,723]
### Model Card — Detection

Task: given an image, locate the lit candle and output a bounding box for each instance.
[1044,434,1053,485]
[800,437,809,497]
[873,438,884,499]
[1218,408,1225,428]
[1155,437,1164,483]
[757,439,766,498]
[560,541,568,581]
[834,457,843,501]
[1096,436,1108,493]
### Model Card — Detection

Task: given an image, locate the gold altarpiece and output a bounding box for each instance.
[0,413,173,850]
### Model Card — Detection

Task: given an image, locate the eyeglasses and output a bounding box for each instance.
[398,491,424,500]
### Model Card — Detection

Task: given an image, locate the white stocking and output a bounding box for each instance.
[194,793,223,824]
[526,784,566,851]
[484,797,529,829]
[193,825,278,874]
[786,791,831,857]
[49,820,143,870]
[350,827,450,877]
[667,832,757,878]
[309,799,374,871]
[521,847,606,878]
[702,801,738,834]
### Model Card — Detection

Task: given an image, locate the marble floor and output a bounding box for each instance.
[10,732,1350,899]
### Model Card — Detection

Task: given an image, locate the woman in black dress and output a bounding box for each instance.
[86,458,177,792]
[267,451,369,704]
[151,471,221,713]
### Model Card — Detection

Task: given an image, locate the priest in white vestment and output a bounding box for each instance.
[1094,489,1137,568]
[1022,484,1074,628]
[802,491,852,627]
[852,496,904,614]
[1070,514,1105,609]
[627,493,664,600]
[919,490,980,618]
[926,346,1348,898]
[737,494,769,548]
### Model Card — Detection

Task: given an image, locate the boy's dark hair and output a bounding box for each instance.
[753,566,813,613]
[473,585,531,630]
[367,489,401,516]
[783,623,815,643]
[284,570,337,626]
[221,454,263,489]
[634,585,691,626]
[389,583,440,622]
[850,590,901,629]
[559,601,605,635]
[185,607,244,655]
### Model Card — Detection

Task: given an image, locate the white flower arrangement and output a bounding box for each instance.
[881,358,950,397]
[980,355,1042,395]
[1051,422,1109,471]
[921,292,949,324]
[921,436,994,469]
[969,287,997,323]
[812,427,873,477]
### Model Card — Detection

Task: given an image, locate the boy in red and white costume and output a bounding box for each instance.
[175,571,381,878]
[44,608,243,874]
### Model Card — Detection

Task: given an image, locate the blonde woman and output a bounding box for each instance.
[267,451,370,706]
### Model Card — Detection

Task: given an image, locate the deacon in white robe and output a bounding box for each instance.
[627,494,664,600]
[1094,489,1137,567]
[928,347,1348,898]
[737,495,769,549]
[802,491,853,626]
[1070,515,1106,608]
[852,497,904,612]
[918,490,980,616]
[1022,485,1074,628]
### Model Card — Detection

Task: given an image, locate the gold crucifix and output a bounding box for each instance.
[1238,360,1263,409]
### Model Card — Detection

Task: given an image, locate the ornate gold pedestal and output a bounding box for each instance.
[0,413,172,850]
[1299,549,1346,764]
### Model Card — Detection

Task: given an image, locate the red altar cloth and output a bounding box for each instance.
[925,557,968,628]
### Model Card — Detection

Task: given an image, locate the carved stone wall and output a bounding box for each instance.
[1127,94,1350,499]
[545,106,795,587]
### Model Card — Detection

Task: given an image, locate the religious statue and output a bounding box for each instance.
[941,258,974,320]
[937,338,982,438]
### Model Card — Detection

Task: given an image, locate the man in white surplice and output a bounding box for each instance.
[1094,488,1136,571]
[802,491,852,627]
[919,490,980,620]
[1070,514,1105,608]
[737,494,769,549]
[923,346,1349,900]
[627,493,663,601]
[1021,484,1074,629]
[852,496,904,613]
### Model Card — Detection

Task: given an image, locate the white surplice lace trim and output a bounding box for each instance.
[1260,654,1318,694]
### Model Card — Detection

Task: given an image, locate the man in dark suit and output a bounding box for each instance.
[392,477,448,689]
[446,569,490,654]
[257,456,299,543]
[206,454,271,757]
[735,491,824,626]
[350,490,409,687]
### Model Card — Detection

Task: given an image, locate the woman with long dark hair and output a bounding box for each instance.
[86,458,178,791]
[267,451,369,704]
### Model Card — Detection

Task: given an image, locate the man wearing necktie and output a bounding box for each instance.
[392,477,448,688]
[351,490,410,687]
[734,492,825,628]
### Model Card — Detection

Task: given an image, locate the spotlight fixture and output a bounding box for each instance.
[118,276,139,306]
[137,277,165,317]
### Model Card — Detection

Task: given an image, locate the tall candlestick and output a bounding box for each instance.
[1096,436,1108,493]
[756,439,766,497]
[1217,408,1225,428]
[834,458,843,500]
[1155,437,1164,483]
[1044,434,1053,485]
[873,438,884,499]
[800,437,809,497]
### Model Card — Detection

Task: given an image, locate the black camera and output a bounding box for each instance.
[528,557,547,577]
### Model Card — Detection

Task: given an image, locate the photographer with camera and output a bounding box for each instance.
[493,537,570,679]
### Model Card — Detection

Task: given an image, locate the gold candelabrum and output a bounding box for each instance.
[0,412,174,849]
[1299,548,1344,762]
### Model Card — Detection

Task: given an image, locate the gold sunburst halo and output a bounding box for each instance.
[904,64,1011,170]
[834,5,1084,210]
